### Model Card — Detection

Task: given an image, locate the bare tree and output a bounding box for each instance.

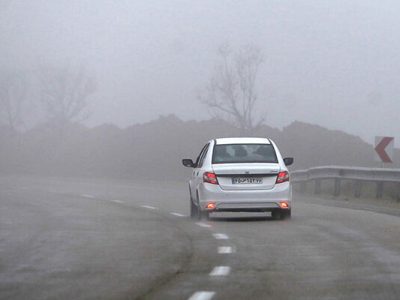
[0,70,27,130]
[199,44,265,132]
[40,64,96,127]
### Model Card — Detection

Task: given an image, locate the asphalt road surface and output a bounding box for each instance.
[1,175,400,300]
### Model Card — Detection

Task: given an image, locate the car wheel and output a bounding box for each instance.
[271,210,285,220]
[272,210,291,220]
[190,198,198,219]
[196,192,201,220]
[199,210,210,220]
[195,192,209,220]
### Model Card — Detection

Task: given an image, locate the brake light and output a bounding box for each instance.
[203,172,218,184]
[206,202,216,210]
[279,201,290,209]
[276,171,289,183]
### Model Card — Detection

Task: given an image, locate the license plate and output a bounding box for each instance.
[232,177,263,184]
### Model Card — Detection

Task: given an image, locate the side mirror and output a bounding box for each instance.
[283,157,294,166]
[182,159,196,168]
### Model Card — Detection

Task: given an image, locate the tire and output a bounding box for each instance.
[272,210,291,220]
[190,198,198,219]
[196,192,201,220]
[195,192,209,220]
[189,187,198,219]
[199,210,210,220]
[271,210,282,220]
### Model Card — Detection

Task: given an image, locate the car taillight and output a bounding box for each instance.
[276,171,289,183]
[203,172,218,184]
[206,202,216,210]
[279,201,290,209]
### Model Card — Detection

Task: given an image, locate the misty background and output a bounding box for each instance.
[1,0,400,180]
[1,0,399,143]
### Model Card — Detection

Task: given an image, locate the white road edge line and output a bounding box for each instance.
[188,291,215,300]
[170,212,185,217]
[111,200,124,204]
[140,205,158,210]
[218,246,234,254]
[81,194,95,199]
[213,233,229,240]
[209,266,231,276]
[196,222,212,228]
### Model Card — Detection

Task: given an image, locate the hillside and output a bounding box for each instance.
[0,115,398,180]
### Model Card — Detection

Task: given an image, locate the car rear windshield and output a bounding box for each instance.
[212,144,278,164]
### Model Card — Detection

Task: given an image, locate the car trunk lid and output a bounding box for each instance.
[212,163,280,190]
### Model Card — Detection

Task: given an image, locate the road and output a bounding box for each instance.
[1,175,400,300]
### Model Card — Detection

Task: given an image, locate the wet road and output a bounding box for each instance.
[1,175,400,300]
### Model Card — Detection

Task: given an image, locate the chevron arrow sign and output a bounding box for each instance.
[374,136,394,163]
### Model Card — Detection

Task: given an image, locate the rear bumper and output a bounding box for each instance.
[197,182,291,212]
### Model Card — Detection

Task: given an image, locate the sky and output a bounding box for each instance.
[1,0,400,144]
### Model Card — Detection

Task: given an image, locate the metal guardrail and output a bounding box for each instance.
[291,166,400,199]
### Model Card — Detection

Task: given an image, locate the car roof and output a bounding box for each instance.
[214,137,271,145]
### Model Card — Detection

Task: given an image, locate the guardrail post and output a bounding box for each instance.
[314,179,321,195]
[376,182,384,199]
[333,178,341,196]
[354,180,362,198]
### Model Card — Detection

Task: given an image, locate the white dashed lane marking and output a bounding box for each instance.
[213,233,229,240]
[209,266,231,276]
[80,194,95,199]
[170,212,186,217]
[111,200,124,204]
[196,222,212,228]
[140,205,158,210]
[188,291,215,300]
[218,246,234,254]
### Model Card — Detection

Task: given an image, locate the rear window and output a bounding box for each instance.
[212,144,278,164]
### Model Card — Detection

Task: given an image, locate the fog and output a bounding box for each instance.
[1,0,400,143]
[3,3,400,300]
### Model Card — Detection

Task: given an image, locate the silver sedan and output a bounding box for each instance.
[182,137,293,220]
